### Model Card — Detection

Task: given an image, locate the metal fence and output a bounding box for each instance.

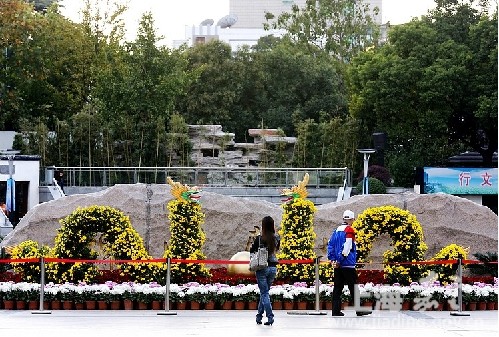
[42,166,352,188]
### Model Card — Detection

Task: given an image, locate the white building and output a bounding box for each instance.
[174,0,384,50]
[0,154,40,232]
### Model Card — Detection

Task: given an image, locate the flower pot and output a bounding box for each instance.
[467,302,477,311]
[486,302,495,310]
[434,302,444,311]
[51,300,61,310]
[123,299,133,310]
[85,300,96,310]
[151,300,162,310]
[190,301,201,310]
[136,301,148,310]
[272,300,283,310]
[62,301,73,310]
[176,302,187,310]
[221,301,232,310]
[3,300,15,310]
[283,301,294,310]
[233,301,246,310]
[477,302,487,310]
[362,301,374,310]
[248,301,258,310]
[296,301,307,310]
[75,302,85,310]
[16,301,26,310]
[28,300,40,310]
[97,300,108,310]
[402,301,412,311]
[322,301,332,310]
[110,300,120,310]
[204,300,215,310]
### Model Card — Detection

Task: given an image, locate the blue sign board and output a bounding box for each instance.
[423,167,497,195]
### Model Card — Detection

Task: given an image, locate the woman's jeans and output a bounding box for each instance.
[256,266,277,320]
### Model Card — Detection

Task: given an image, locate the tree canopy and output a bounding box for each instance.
[348,0,497,185]
[264,0,380,62]
[2,0,497,187]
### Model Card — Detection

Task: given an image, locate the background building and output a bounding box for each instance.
[174,0,385,50]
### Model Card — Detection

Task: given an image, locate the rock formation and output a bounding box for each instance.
[1,184,497,267]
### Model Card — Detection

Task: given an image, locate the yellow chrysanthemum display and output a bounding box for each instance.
[354,205,428,285]
[163,178,211,283]
[430,243,469,284]
[12,205,165,284]
[47,205,163,283]
[10,240,51,282]
[277,174,333,283]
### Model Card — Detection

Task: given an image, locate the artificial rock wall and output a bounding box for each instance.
[1,184,497,267]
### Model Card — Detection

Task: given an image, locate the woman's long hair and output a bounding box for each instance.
[261,216,276,255]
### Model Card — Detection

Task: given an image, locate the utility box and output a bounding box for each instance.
[45,166,56,185]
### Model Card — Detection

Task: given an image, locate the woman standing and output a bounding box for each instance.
[250,216,280,326]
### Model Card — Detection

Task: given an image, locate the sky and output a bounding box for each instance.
[59,0,438,46]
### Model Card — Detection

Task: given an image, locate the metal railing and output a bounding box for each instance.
[41,166,352,188]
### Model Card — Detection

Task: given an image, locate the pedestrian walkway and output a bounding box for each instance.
[1,309,497,337]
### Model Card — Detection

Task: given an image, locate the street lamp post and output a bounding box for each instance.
[0,150,20,223]
[357,149,376,195]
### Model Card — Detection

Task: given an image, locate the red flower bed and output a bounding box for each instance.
[197,268,255,285]
[358,269,386,284]
[463,275,495,284]
[0,271,21,282]
[0,268,494,285]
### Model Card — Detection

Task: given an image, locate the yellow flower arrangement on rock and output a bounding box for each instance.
[430,243,469,284]
[11,205,163,284]
[48,205,163,284]
[354,205,428,285]
[10,240,51,282]
[163,177,211,284]
[277,173,333,283]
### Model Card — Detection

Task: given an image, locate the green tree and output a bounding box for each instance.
[70,102,105,168]
[252,41,348,137]
[1,0,39,130]
[426,0,497,166]
[93,12,197,167]
[165,113,191,167]
[294,116,359,168]
[265,0,380,62]
[1,1,96,134]
[348,1,497,186]
[180,40,242,129]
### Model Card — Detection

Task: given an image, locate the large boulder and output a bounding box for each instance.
[1,184,497,264]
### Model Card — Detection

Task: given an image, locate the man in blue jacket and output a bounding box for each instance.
[327,210,372,317]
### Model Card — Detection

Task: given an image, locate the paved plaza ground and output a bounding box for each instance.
[1,309,497,337]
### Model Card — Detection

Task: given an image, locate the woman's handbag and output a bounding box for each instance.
[249,236,268,272]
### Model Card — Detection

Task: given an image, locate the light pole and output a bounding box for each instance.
[0,150,20,223]
[357,149,376,195]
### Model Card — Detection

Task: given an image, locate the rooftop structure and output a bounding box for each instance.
[174,0,385,50]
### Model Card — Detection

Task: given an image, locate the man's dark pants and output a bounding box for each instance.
[331,267,357,315]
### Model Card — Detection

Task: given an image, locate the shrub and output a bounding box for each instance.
[355,177,386,194]
[356,165,392,186]
[467,252,498,277]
